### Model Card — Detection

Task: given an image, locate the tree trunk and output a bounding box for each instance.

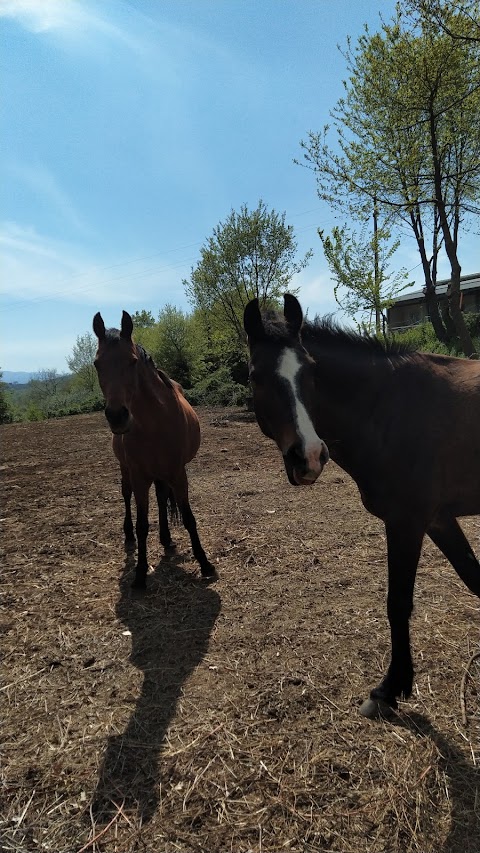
[409,206,450,344]
[423,281,451,344]
[447,271,478,357]
[428,102,478,358]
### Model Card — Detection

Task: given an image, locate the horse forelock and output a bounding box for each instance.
[258,311,298,346]
[104,327,121,343]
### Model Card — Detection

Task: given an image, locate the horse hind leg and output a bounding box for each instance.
[173,471,216,579]
[427,516,480,596]
[154,480,177,554]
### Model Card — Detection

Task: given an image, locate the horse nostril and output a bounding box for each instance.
[286,443,305,468]
[105,405,129,427]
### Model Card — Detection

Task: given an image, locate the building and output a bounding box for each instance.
[387,272,480,332]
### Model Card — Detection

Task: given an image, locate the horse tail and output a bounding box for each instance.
[167,488,179,526]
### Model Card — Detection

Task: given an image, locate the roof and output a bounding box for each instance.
[392,273,480,305]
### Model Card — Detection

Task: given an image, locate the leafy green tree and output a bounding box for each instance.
[299,4,480,355]
[184,200,311,343]
[27,369,61,403]
[66,333,99,392]
[407,0,480,44]
[133,305,201,387]
[131,309,156,328]
[0,370,13,424]
[319,216,413,335]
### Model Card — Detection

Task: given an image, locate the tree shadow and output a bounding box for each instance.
[91,550,221,823]
[392,711,479,852]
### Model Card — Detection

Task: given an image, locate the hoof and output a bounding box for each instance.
[163,543,177,556]
[200,561,217,580]
[359,697,396,720]
[131,576,147,590]
[124,538,136,553]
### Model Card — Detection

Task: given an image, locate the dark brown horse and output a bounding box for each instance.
[93,311,215,588]
[244,294,480,717]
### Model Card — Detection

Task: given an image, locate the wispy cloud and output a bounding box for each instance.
[0,222,193,309]
[0,0,144,52]
[8,161,89,235]
[1,0,100,33]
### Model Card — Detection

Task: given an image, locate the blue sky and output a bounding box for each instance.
[1,0,478,373]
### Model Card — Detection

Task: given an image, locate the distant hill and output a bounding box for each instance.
[2,371,37,385]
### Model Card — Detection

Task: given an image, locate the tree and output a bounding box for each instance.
[184,200,312,343]
[319,214,413,335]
[131,309,156,328]
[0,370,12,424]
[407,0,480,44]
[66,333,99,392]
[135,305,200,387]
[299,5,480,355]
[37,369,60,396]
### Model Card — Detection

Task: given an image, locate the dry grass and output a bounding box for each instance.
[1,410,479,852]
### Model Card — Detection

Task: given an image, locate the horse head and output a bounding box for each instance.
[244,294,329,486]
[93,311,137,435]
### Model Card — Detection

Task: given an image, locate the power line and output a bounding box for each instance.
[1,206,332,312]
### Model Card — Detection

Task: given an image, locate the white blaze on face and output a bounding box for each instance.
[277,347,327,477]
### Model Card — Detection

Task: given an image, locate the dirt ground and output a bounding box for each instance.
[1,408,479,853]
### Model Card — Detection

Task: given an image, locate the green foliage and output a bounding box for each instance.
[185,367,249,407]
[0,371,13,424]
[395,312,480,355]
[299,2,480,353]
[7,371,104,422]
[184,200,310,344]
[40,390,104,419]
[25,404,46,422]
[66,333,99,392]
[319,220,413,334]
[131,309,156,328]
[134,305,201,387]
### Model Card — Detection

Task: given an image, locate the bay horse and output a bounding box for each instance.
[244,294,480,717]
[93,311,215,588]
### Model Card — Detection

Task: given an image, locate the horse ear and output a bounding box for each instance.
[120,311,133,340]
[284,294,303,337]
[243,298,264,340]
[93,312,106,340]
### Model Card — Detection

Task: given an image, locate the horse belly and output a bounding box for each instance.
[120,400,200,484]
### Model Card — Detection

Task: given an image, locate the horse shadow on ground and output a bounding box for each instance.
[392,711,479,853]
[91,549,221,824]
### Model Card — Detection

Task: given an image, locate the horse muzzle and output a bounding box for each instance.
[104,405,131,435]
[283,440,329,487]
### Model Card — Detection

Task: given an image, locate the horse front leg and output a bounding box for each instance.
[361,520,424,718]
[173,470,216,579]
[120,467,135,551]
[132,481,150,589]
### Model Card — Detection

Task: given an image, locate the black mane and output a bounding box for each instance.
[261,312,413,360]
[104,328,174,387]
[104,329,155,364]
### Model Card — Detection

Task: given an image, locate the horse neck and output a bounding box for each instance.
[306,340,393,470]
[130,363,170,425]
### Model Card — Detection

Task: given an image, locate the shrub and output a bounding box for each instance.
[394,315,480,357]
[185,366,249,407]
[25,404,45,422]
